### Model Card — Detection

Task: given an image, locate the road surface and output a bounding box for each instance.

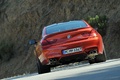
[5,59,120,80]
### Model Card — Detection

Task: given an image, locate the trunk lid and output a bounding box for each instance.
[41,27,92,46]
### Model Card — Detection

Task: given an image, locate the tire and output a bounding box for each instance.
[37,59,50,74]
[89,49,107,64]
[95,49,107,62]
[89,59,96,64]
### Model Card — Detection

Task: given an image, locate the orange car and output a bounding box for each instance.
[29,20,106,74]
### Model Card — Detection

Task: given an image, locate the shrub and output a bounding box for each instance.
[0,39,14,62]
[85,15,108,36]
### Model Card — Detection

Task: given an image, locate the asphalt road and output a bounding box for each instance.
[5,59,120,80]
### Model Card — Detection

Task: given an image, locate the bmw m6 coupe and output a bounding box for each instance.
[29,20,107,74]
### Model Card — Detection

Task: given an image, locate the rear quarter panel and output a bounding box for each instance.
[35,42,49,64]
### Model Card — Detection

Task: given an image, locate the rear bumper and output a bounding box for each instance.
[41,37,103,65]
[50,53,87,66]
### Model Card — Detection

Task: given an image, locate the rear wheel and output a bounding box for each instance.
[89,59,95,64]
[95,49,107,62]
[37,59,50,74]
[89,49,107,64]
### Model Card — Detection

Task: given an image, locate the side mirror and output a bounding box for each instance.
[29,39,37,45]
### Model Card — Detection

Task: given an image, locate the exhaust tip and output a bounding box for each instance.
[89,50,97,54]
[86,49,98,59]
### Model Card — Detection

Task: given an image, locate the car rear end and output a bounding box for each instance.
[40,20,103,66]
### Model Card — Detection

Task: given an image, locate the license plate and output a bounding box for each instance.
[63,47,82,54]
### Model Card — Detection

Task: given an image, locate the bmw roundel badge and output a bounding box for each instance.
[67,35,71,39]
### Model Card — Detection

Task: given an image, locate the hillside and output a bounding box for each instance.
[0,0,120,79]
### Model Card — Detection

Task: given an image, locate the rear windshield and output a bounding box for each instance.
[45,21,87,35]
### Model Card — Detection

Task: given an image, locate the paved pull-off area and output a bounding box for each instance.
[5,59,120,80]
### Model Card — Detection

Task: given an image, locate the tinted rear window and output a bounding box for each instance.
[46,21,87,35]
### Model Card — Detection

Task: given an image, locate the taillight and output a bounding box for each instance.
[41,39,57,46]
[90,30,97,38]
[48,39,57,44]
[81,32,90,37]
[41,40,49,46]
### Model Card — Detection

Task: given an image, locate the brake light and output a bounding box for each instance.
[81,32,90,37]
[41,39,57,46]
[48,39,57,44]
[41,40,49,46]
[90,30,97,37]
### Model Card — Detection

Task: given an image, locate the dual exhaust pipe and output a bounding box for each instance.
[89,50,97,54]
[49,58,59,65]
[87,50,98,59]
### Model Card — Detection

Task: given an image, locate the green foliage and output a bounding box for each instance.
[86,15,108,36]
[0,39,14,62]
